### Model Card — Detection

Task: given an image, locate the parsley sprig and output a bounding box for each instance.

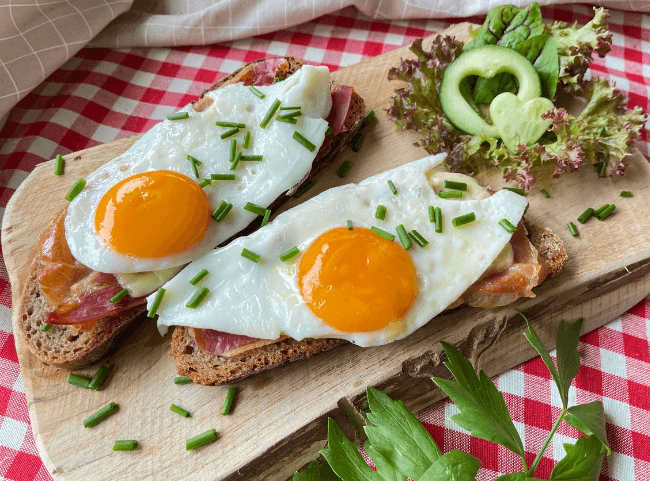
[294,315,610,481]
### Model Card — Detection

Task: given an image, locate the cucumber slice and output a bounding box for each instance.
[440,45,542,138]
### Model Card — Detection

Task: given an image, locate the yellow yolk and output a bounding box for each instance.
[95,170,211,258]
[298,227,417,332]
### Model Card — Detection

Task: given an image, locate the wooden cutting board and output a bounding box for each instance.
[3,22,650,481]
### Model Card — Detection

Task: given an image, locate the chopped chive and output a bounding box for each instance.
[222,387,237,415]
[577,208,595,223]
[408,230,428,247]
[41,323,52,332]
[189,269,209,286]
[174,376,193,385]
[249,86,265,99]
[294,181,315,198]
[337,161,351,178]
[170,404,191,418]
[594,204,610,217]
[186,286,210,309]
[211,201,228,221]
[325,125,333,137]
[241,248,261,263]
[65,178,86,201]
[499,219,517,234]
[620,191,632,197]
[261,209,271,227]
[347,220,353,230]
[279,246,300,262]
[594,161,604,173]
[541,189,550,198]
[375,205,387,221]
[167,112,189,121]
[187,155,200,178]
[147,288,166,318]
[280,106,301,111]
[434,207,442,233]
[387,180,397,195]
[199,179,212,188]
[230,151,242,171]
[211,174,236,181]
[293,131,316,152]
[83,402,118,428]
[89,364,110,391]
[503,187,525,196]
[215,121,246,128]
[242,130,251,149]
[240,155,264,161]
[215,203,233,222]
[261,99,281,129]
[274,76,281,83]
[428,206,435,223]
[370,226,395,241]
[277,111,302,119]
[599,151,609,177]
[598,204,616,220]
[110,289,129,304]
[276,116,297,125]
[352,134,365,152]
[452,212,476,227]
[568,222,578,237]
[396,225,412,250]
[54,155,64,175]
[244,202,267,217]
[439,190,462,199]
[186,429,218,451]
[599,126,606,136]
[68,373,92,389]
[363,110,375,124]
[220,127,240,140]
[443,180,467,191]
[113,440,138,451]
[230,139,237,162]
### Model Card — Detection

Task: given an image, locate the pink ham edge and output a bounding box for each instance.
[195,329,259,356]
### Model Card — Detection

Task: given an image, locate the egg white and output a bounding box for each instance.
[151,154,528,347]
[65,65,331,274]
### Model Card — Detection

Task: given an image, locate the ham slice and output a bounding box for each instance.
[193,328,287,358]
[250,58,290,86]
[326,85,354,137]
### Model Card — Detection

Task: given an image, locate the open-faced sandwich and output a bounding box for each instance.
[163,154,567,385]
[19,57,366,369]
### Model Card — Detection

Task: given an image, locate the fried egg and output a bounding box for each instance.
[151,154,528,347]
[64,65,331,274]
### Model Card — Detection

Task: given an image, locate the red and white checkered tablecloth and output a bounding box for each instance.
[0,5,648,481]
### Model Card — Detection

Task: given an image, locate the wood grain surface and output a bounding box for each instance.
[3,22,650,481]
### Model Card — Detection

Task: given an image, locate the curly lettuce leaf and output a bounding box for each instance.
[547,7,612,93]
[387,35,467,155]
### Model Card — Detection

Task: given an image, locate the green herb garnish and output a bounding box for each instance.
[370,226,395,241]
[241,248,260,263]
[147,288,165,318]
[113,440,138,451]
[222,387,237,415]
[375,205,386,221]
[186,429,218,451]
[189,269,209,285]
[337,161,351,178]
[395,224,411,250]
[110,289,129,304]
[220,127,240,139]
[452,212,476,227]
[174,376,193,385]
[443,180,467,191]
[577,207,595,224]
[387,180,397,195]
[89,363,110,391]
[499,218,517,233]
[439,190,462,199]
[249,86,265,99]
[54,155,64,175]
[65,179,86,202]
[261,99,281,129]
[279,246,300,262]
[294,181,315,198]
[568,221,578,236]
[293,131,316,152]
[83,402,118,428]
[185,286,210,309]
[215,121,245,128]
[167,112,189,121]
[170,404,191,418]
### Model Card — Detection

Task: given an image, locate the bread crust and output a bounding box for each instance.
[19,57,366,369]
[170,220,567,385]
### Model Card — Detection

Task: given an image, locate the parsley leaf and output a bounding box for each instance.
[566,402,611,454]
[320,418,383,481]
[550,435,604,480]
[433,342,525,458]
[294,459,342,481]
[523,317,582,409]
[294,461,324,481]
[419,450,481,481]
[364,386,442,480]
[365,445,407,481]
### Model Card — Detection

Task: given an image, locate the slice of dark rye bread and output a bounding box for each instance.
[18,57,366,370]
[171,223,568,386]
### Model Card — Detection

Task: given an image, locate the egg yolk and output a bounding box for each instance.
[298,227,417,332]
[95,170,211,258]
